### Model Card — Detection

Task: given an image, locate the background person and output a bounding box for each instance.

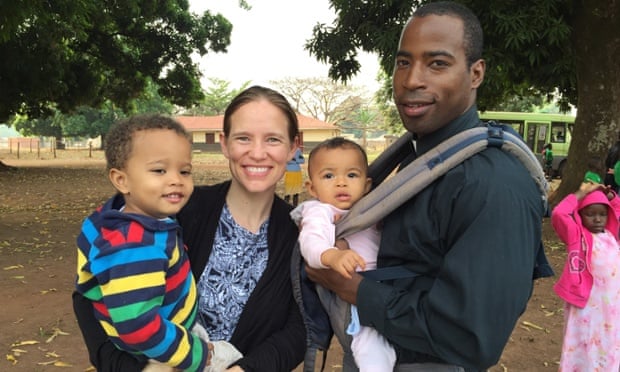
[542,143,553,179]
[284,147,305,206]
[551,182,620,370]
[292,137,395,371]
[73,86,307,372]
[306,2,547,370]
[604,132,620,192]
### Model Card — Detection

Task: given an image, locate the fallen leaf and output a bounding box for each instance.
[3,265,24,270]
[522,320,545,330]
[522,320,550,333]
[46,327,70,343]
[11,340,40,347]
[53,361,73,367]
[37,360,57,366]
[6,354,18,365]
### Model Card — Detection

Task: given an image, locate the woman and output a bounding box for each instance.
[73,86,307,371]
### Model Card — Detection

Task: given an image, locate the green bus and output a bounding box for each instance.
[479,111,575,178]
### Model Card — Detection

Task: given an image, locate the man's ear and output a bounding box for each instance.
[470,58,485,89]
[109,168,129,194]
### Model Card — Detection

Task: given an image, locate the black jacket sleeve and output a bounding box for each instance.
[72,291,146,372]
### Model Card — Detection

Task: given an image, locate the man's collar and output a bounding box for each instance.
[415,106,480,155]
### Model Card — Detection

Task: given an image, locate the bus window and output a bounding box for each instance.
[551,122,567,143]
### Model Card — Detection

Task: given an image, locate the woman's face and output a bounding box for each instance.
[220,99,297,195]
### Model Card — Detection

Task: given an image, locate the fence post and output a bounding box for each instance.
[17,142,20,159]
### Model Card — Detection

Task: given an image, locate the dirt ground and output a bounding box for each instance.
[0,152,565,371]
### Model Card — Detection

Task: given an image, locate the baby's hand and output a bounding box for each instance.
[321,249,366,279]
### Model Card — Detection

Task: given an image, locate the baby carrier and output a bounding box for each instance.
[291,121,555,371]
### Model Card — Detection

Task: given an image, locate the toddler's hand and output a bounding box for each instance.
[142,360,175,372]
[204,341,243,372]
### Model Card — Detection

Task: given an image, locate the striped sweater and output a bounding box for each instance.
[75,194,207,371]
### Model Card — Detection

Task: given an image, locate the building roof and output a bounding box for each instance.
[175,114,336,132]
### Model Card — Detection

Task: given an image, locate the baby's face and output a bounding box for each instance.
[306,147,371,210]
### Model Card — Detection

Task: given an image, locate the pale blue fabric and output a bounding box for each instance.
[346,305,361,336]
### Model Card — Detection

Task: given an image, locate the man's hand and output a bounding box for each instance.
[305,265,363,305]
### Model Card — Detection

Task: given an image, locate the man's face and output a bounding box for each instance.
[392,14,485,137]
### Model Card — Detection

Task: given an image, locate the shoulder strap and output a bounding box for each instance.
[335,121,549,240]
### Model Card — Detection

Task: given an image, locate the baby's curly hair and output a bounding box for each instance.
[104,114,191,171]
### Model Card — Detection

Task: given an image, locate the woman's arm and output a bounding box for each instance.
[72,291,146,372]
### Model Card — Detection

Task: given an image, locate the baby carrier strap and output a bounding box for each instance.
[336,121,549,241]
[291,243,332,372]
[337,121,554,281]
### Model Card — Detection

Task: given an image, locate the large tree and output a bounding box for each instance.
[306,0,620,202]
[0,0,232,121]
[271,77,365,124]
[181,78,251,116]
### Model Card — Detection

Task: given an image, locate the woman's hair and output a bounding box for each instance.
[223,85,299,142]
[104,114,190,171]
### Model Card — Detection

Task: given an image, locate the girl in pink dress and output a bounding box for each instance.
[551,181,620,371]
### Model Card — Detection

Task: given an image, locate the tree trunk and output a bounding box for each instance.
[552,0,620,205]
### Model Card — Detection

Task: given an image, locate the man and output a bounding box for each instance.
[307,2,545,371]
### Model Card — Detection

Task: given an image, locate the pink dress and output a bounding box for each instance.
[559,230,620,371]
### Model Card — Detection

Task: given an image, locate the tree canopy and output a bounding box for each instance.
[14,79,175,144]
[0,0,233,121]
[181,78,251,116]
[305,0,620,202]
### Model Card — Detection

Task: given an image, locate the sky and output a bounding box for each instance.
[188,0,381,93]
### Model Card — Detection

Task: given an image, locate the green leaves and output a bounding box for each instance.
[0,0,233,121]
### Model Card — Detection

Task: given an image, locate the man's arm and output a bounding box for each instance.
[305,266,362,304]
